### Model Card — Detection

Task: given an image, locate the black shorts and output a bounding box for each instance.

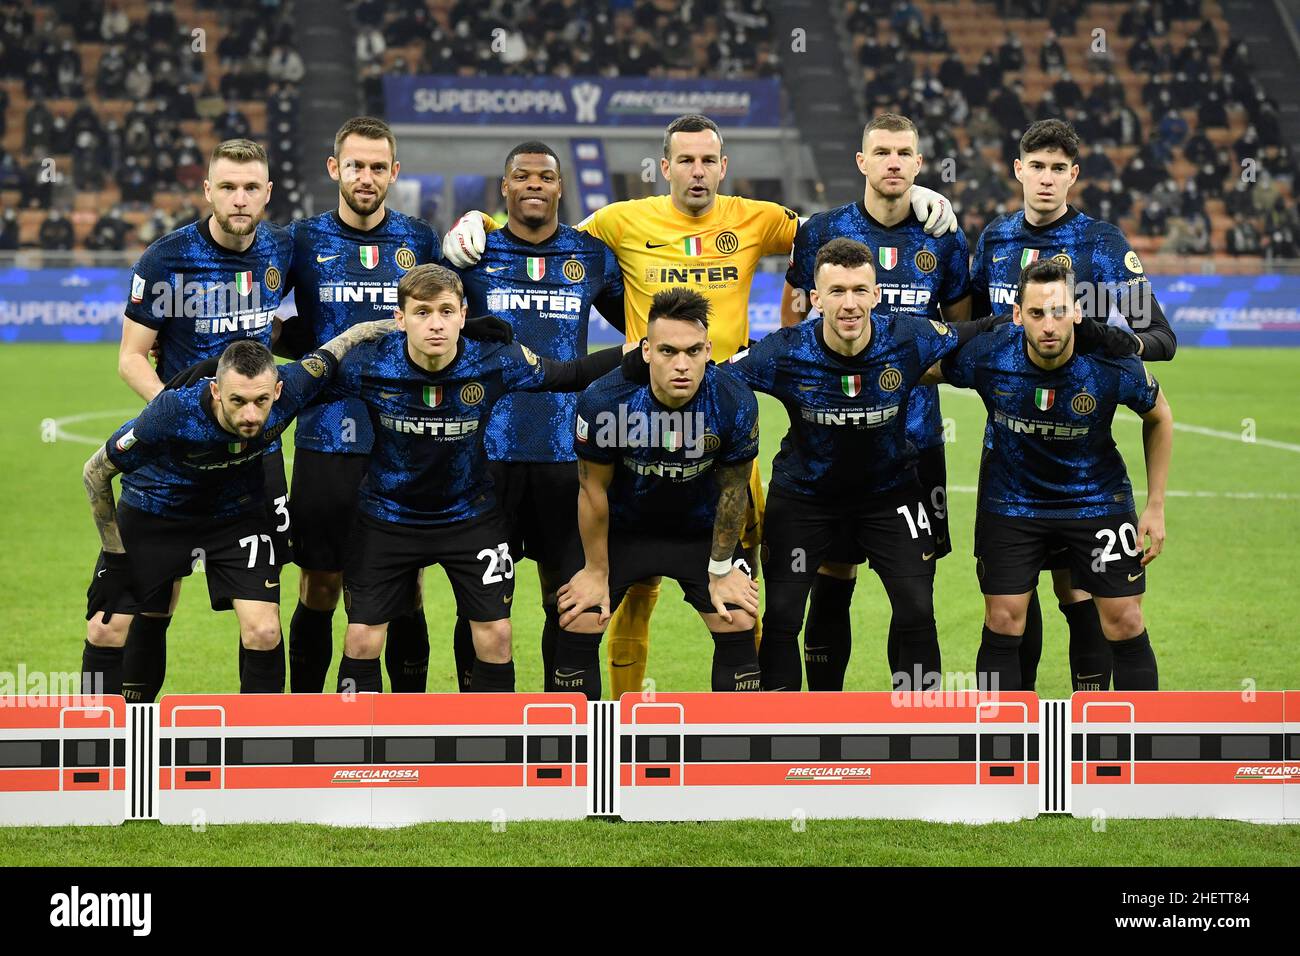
[974,511,1147,598]
[763,484,939,584]
[262,448,293,564]
[289,447,369,572]
[343,510,515,626]
[606,530,753,616]
[488,459,582,574]
[87,503,285,616]
[825,444,951,565]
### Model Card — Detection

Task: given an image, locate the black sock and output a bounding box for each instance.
[977,625,1023,692]
[1063,599,1111,691]
[288,601,334,693]
[1019,589,1043,692]
[452,615,476,692]
[469,658,515,692]
[892,623,941,692]
[759,632,802,691]
[337,654,382,693]
[386,608,430,692]
[122,615,170,703]
[551,629,601,700]
[1110,629,1158,690]
[81,641,124,696]
[711,629,761,692]
[240,639,285,694]
[541,604,560,680]
[804,574,855,690]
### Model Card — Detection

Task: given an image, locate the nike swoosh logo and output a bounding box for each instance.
[1075,673,1103,682]
[645,241,670,249]
[503,594,513,603]
[378,391,402,399]
[798,384,816,391]
[316,254,341,263]
[1127,571,1144,582]
[485,265,508,273]
[992,255,1010,263]
[993,389,1013,396]
[922,552,935,561]
[97,569,106,578]
[264,580,278,589]
[733,671,760,681]
[610,662,636,668]
[555,669,583,679]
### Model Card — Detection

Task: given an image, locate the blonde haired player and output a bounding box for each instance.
[443,114,958,696]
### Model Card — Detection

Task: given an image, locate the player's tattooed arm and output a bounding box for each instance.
[710,460,753,563]
[82,446,124,553]
[317,318,398,362]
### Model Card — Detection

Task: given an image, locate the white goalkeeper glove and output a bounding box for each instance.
[910,184,958,237]
[442,212,487,267]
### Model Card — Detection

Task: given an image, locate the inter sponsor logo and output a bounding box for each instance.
[878,367,902,392]
[319,284,399,306]
[378,414,480,438]
[993,408,1089,439]
[1071,390,1097,415]
[395,247,417,271]
[785,766,871,781]
[460,382,485,405]
[264,266,282,292]
[622,456,716,480]
[800,405,899,427]
[701,432,721,453]
[644,265,740,285]
[1051,252,1072,270]
[914,249,937,273]
[715,231,739,255]
[485,290,583,314]
[876,286,932,308]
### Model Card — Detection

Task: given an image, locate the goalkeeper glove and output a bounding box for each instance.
[442,212,487,267]
[910,184,958,237]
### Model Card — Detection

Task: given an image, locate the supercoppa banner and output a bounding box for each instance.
[3,267,1300,346]
[383,75,784,127]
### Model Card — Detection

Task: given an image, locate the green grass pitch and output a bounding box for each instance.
[1,344,1297,865]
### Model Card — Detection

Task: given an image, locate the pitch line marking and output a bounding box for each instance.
[947,485,1300,501]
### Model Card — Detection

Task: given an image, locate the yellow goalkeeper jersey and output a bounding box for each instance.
[577,194,799,360]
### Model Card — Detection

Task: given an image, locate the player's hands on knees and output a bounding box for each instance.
[86,551,132,622]
[709,567,760,624]
[1138,505,1165,566]
[558,567,610,628]
[442,212,487,267]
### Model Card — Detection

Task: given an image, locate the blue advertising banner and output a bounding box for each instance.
[383,75,783,127]
[4,267,1300,347]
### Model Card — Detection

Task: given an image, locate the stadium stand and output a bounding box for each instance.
[840,0,1298,268]
[1,0,305,252]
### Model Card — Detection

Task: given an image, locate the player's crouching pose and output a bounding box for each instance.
[81,320,397,696]
[326,264,628,693]
[924,260,1171,691]
[556,288,762,700]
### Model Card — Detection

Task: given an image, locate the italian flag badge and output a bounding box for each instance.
[360,245,380,269]
[234,271,253,295]
[842,375,863,398]
[663,431,682,451]
[682,236,702,256]
[526,257,545,280]
[1034,388,1054,411]
[228,441,246,453]
[878,247,898,270]
[423,386,442,407]
[1021,248,1040,268]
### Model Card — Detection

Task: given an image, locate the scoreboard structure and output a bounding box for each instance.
[1,691,1296,826]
